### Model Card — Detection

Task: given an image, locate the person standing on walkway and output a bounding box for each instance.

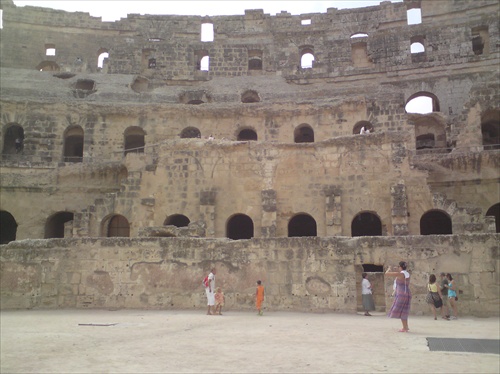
[361,273,375,316]
[425,274,443,320]
[439,272,450,319]
[205,268,216,315]
[444,273,459,320]
[256,280,265,316]
[386,261,412,332]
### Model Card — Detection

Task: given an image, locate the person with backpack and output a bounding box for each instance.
[204,268,216,315]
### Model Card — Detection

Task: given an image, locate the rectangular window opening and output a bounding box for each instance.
[407,8,422,25]
[301,19,311,26]
[201,23,214,42]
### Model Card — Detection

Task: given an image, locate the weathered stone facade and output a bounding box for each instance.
[0,0,498,315]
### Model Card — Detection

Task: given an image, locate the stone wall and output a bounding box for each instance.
[1,234,498,316]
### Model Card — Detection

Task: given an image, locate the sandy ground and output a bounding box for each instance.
[1,309,499,374]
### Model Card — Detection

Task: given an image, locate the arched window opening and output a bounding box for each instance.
[485,203,500,233]
[405,92,439,114]
[45,212,74,239]
[407,8,422,25]
[410,42,425,54]
[471,26,489,55]
[248,57,262,70]
[414,117,447,151]
[227,214,254,240]
[164,214,190,228]
[63,126,84,163]
[288,214,317,237]
[294,124,314,143]
[416,133,435,150]
[420,210,452,235]
[301,52,315,69]
[97,50,109,69]
[124,127,145,155]
[45,44,56,56]
[351,212,382,237]
[201,22,214,42]
[0,210,17,244]
[481,110,500,150]
[237,129,257,141]
[181,127,201,139]
[195,50,209,71]
[200,55,210,71]
[241,90,260,103]
[353,121,373,135]
[248,50,263,70]
[2,124,24,155]
[36,61,60,71]
[107,215,130,237]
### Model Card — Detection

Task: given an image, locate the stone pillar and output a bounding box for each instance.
[391,183,409,236]
[324,185,342,236]
[261,189,276,238]
[200,189,216,237]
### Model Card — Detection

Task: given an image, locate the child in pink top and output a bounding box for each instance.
[214,287,225,315]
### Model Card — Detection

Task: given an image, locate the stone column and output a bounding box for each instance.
[391,183,409,236]
[324,186,342,236]
[200,189,216,237]
[261,189,276,238]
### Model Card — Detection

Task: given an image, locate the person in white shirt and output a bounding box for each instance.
[205,268,216,315]
[361,273,375,316]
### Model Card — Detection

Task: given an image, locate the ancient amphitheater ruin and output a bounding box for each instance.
[0,0,498,316]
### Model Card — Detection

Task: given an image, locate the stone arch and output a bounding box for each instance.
[241,90,260,103]
[248,50,263,70]
[2,123,24,155]
[481,109,500,150]
[226,214,254,240]
[353,121,373,135]
[294,124,314,143]
[45,211,74,239]
[300,46,315,69]
[36,61,60,71]
[413,116,446,150]
[237,128,257,141]
[420,210,452,235]
[180,127,201,139]
[0,210,17,244]
[164,214,190,227]
[351,212,382,237]
[195,50,209,71]
[288,213,317,237]
[97,48,109,69]
[405,91,440,113]
[124,126,145,155]
[63,126,84,163]
[485,203,500,233]
[103,214,130,237]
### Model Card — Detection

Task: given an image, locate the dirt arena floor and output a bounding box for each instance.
[1,309,498,373]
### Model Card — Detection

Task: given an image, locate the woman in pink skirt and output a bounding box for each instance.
[386,261,412,332]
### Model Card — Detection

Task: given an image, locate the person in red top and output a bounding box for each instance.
[256,280,265,316]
